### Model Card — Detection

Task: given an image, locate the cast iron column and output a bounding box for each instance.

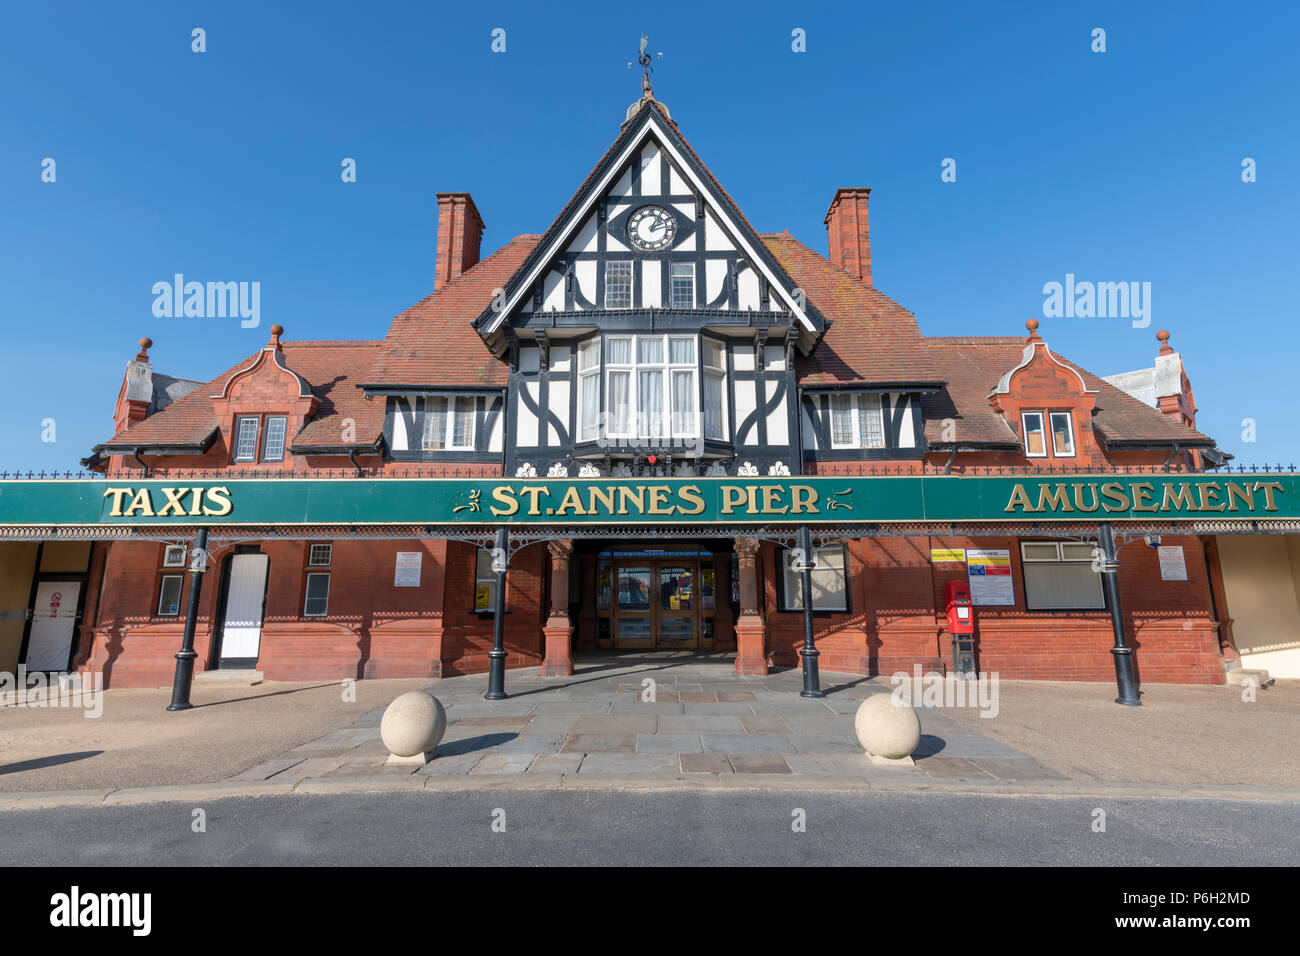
[167,527,208,712]
[797,526,823,698]
[485,527,510,700]
[1099,523,1141,707]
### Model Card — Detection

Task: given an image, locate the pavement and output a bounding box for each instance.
[2,653,1298,809]
[2,790,1295,866]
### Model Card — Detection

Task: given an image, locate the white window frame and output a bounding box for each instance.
[261,415,288,462]
[162,544,187,568]
[604,261,632,309]
[780,544,849,612]
[421,395,476,452]
[1049,411,1076,457]
[701,337,727,441]
[829,393,887,450]
[303,572,330,617]
[1021,411,1048,458]
[308,543,333,567]
[577,339,601,442]
[602,334,699,440]
[233,416,260,462]
[1019,541,1104,611]
[157,574,184,617]
[669,262,695,309]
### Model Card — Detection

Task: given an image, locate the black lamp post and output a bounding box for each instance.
[1098,523,1141,706]
[485,527,510,700]
[167,527,208,712]
[796,525,823,698]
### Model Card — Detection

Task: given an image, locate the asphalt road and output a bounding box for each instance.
[3,790,1296,866]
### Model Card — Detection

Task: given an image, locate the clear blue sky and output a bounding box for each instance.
[2,0,1296,471]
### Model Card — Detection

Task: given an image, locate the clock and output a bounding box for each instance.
[627,205,677,251]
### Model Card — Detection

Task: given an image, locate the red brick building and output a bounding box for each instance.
[71,94,1235,689]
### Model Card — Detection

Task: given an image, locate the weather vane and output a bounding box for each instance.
[627,33,663,97]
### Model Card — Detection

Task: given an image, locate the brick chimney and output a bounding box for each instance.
[824,187,872,285]
[435,192,486,291]
[113,337,154,435]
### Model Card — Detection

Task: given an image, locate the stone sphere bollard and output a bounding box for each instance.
[854,694,921,763]
[380,691,447,761]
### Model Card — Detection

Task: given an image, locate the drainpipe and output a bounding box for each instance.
[348,448,362,476]
[131,447,149,477]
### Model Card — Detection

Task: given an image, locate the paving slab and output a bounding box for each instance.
[738,714,794,735]
[229,757,308,781]
[657,715,744,732]
[571,714,658,735]
[609,701,685,714]
[636,733,703,754]
[526,754,584,775]
[702,733,795,754]
[560,734,636,754]
[470,753,537,775]
[578,753,679,775]
[914,756,998,780]
[528,702,613,716]
[416,753,484,775]
[680,753,733,774]
[728,754,792,774]
[682,702,754,715]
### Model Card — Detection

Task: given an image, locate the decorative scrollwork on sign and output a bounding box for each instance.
[826,489,853,510]
[452,489,481,513]
[767,462,791,476]
[578,462,602,478]
[546,462,568,478]
[736,461,759,476]
[515,463,537,478]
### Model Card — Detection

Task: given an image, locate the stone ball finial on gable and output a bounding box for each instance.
[1026,318,1041,341]
[136,337,153,361]
[1157,329,1173,354]
[269,324,284,349]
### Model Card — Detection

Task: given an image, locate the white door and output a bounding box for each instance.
[25,581,81,671]
[219,554,268,665]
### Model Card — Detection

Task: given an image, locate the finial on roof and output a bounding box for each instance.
[625,34,668,122]
[136,337,152,361]
[1157,329,1173,354]
[1026,318,1042,342]
[269,324,284,350]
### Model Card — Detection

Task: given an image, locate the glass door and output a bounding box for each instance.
[614,564,654,648]
[657,565,697,647]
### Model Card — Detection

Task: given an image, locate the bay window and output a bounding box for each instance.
[604,334,700,439]
[702,338,726,440]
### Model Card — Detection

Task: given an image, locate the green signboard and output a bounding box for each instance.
[0,474,1295,528]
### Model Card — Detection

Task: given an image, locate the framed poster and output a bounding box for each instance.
[965,548,1015,606]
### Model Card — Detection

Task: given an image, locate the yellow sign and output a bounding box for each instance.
[930,549,966,563]
[475,586,490,610]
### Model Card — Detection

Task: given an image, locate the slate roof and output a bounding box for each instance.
[95,341,383,452]
[922,337,1216,448]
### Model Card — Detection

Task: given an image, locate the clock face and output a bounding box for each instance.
[627,205,677,251]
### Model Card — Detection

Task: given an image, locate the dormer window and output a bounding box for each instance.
[422,395,475,451]
[830,393,886,449]
[233,414,289,463]
[1022,410,1075,458]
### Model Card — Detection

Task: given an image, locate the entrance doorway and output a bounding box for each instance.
[22,578,85,671]
[597,550,716,649]
[212,551,269,669]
